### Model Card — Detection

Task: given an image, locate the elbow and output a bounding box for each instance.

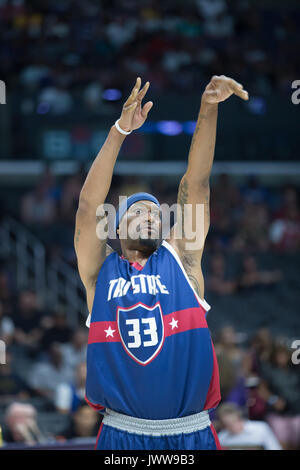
[77,192,91,213]
[184,172,210,189]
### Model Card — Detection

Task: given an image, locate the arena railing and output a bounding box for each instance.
[0,217,87,328]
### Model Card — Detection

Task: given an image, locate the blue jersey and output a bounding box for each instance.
[85,240,220,420]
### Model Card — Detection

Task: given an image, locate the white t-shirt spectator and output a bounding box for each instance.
[55,382,85,412]
[28,362,74,400]
[218,420,282,450]
[60,343,87,376]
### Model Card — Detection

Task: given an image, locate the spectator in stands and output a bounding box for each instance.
[273,186,299,220]
[2,402,46,445]
[207,253,237,295]
[211,173,241,215]
[20,182,57,227]
[237,255,282,291]
[211,327,248,423]
[40,307,73,353]
[60,328,88,378]
[244,328,274,376]
[233,203,270,252]
[55,362,87,414]
[39,167,62,205]
[260,343,300,449]
[59,170,84,226]
[217,403,282,450]
[61,404,100,440]
[0,299,15,346]
[269,187,300,252]
[12,290,44,358]
[245,376,289,422]
[0,267,15,317]
[215,326,246,375]
[209,212,235,251]
[245,376,270,421]
[0,352,31,400]
[28,343,74,404]
[240,176,269,205]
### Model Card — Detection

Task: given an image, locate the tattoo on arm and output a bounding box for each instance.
[205,194,210,226]
[177,177,188,237]
[189,113,208,154]
[181,252,202,298]
[75,229,81,245]
[188,273,202,298]
[96,213,109,260]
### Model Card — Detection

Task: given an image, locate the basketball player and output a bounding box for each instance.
[74,76,249,450]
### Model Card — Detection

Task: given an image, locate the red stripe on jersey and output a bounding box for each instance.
[164,307,207,337]
[88,321,121,344]
[203,340,221,411]
[88,306,209,344]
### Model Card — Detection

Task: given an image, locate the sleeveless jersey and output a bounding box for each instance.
[85,240,221,420]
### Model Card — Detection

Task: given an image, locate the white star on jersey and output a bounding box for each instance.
[104,326,116,338]
[169,317,178,330]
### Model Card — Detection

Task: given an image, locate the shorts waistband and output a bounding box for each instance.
[102,409,211,436]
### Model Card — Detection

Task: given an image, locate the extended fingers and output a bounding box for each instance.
[141,100,153,118]
[233,86,249,100]
[212,75,249,101]
[137,81,150,102]
[228,77,249,100]
[124,77,142,106]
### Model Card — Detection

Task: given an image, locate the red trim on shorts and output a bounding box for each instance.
[95,422,104,450]
[210,424,223,450]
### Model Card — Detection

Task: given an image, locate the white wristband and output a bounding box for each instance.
[114,119,132,135]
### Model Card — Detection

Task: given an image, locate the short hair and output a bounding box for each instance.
[5,402,36,424]
[217,402,243,420]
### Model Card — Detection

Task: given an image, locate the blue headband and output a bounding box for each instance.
[114,192,160,238]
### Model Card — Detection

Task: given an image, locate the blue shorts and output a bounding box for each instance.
[95,409,222,451]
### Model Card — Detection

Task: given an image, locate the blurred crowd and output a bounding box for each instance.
[213,326,300,450]
[15,168,300,263]
[1,0,299,117]
[0,169,299,448]
[1,297,300,449]
[0,0,299,451]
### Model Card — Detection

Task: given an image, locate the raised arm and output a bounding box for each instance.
[169,75,249,299]
[75,77,153,311]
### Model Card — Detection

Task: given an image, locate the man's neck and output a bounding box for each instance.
[121,248,153,266]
